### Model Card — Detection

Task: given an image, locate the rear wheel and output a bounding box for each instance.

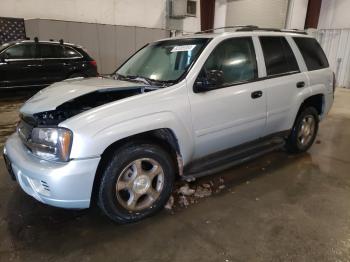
[286,107,319,153]
[98,142,175,223]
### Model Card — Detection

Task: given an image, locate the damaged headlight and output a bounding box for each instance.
[29,128,73,162]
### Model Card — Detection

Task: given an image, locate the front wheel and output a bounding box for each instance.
[286,107,319,153]
[97,142,175,223]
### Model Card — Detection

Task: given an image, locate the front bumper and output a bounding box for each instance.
[4,133,100,209]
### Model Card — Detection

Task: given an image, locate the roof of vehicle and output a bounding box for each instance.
[160,26,313,41]
[2,39,81,48]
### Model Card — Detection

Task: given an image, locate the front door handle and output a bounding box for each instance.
[251,90,263,99]
[296,81,305,88]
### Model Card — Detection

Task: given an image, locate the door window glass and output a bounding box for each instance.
[64,46,81,58]
[200,37,258,86]
[39,44,63,58]
[293,37,329,71]
[260,36,299,76]
[3,43,36,59]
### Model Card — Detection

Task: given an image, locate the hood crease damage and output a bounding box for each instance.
[27,86,157,126]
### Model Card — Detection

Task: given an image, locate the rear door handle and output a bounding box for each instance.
[296,81,305,88]
[251,90,263,99]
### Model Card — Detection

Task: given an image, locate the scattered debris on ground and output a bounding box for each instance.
[165,176,228,211]
[164,195,174,210]
[178,184,195,196]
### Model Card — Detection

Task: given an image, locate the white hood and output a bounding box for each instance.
[20,77,147,115]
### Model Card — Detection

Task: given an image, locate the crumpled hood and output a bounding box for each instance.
[20,77,147,115]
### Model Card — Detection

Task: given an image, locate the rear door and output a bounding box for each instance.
[38,43,66,85]
[0,43,41,88]
[258,36,309,135]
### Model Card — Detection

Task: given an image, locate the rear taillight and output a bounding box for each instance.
[89,60,97,67]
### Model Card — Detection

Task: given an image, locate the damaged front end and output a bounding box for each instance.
[31,87,157,126]
[17,83,159,161]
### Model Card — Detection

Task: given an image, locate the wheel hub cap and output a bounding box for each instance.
[132,175,151,194]
[115,158,165,212]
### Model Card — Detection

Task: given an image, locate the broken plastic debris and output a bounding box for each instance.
[202,183,211,189]
[178,184,195,196]
[194,186,212,198]
[165,195,174,210]
[178,195,189,207]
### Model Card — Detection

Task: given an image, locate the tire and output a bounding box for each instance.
[286,107,319,153]
[97,141,175,223]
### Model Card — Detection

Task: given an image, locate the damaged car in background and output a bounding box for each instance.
[3,27,334,223]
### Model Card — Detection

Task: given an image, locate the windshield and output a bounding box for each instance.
[0,43,11,53]
[116,38,210,84]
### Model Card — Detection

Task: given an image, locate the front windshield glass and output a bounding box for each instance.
[0,43,11,53]
[116,38,210,84]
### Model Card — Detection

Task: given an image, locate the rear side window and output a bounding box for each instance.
[260,36,299,76]
[64,46,81,58]
[39,44,63,58]
[3,43,36,59]
[293,37,329,71]
[201,37,258,86]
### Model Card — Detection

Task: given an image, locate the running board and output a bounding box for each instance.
[182,138,285,180]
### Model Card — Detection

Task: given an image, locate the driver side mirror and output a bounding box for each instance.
[193,70,224,93]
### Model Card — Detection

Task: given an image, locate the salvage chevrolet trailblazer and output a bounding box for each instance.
[3,26,334,223]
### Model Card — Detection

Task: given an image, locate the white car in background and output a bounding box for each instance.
[3,26,334,223]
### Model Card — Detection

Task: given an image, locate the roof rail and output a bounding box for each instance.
[194,25,258,34]
[236,27,307,35]
[194,25,307,35]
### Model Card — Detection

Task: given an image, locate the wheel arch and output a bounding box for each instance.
[90,128,183,206]
[298,93,325,116]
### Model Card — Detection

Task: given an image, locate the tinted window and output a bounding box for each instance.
[3,43,36,59]
[293,37,329,71]
[260,36,299,76]
[39,44,63,58]
[64,46,81,58]
[201,37,257,85]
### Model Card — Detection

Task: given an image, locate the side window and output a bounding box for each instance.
[64,46,81,58]
[260,36,299,76]
[293,37,329,71]
[3,43,36,59]
[39,44,63,58]
[200,37,258,86]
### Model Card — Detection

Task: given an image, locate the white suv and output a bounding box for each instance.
[3,26,334,223]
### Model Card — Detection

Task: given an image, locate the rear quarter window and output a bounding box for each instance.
[293,37,329,71]
[64,46,82,58]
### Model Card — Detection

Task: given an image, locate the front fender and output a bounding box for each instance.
[66,111,194,164]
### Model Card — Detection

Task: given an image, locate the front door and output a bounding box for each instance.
[0,43,42,88]
[188,37,267,159]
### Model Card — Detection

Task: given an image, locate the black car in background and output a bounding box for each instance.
[0,39,98,89]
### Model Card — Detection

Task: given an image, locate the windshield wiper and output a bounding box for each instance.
[116,74,152,85]
[116,74,174,87]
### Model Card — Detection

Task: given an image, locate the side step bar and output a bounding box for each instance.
[182,138,285,180]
